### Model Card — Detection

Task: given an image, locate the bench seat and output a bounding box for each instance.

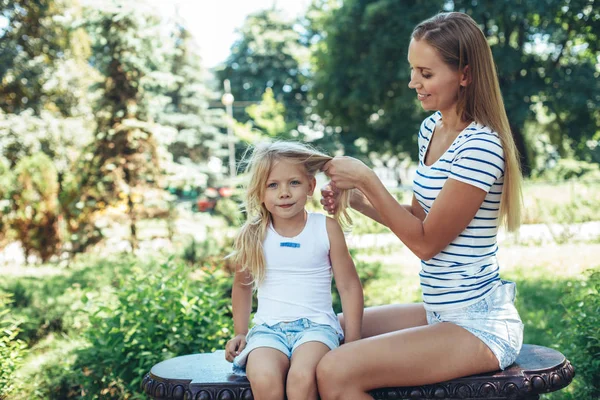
[142,344,574,400]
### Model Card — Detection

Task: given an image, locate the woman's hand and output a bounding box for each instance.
[225,334,247,362]
[322,156,373,190]
[321,184,366,214]
[320,183,340,214]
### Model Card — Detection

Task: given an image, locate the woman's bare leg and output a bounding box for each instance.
[317,322,499,400]
[286,342,330,400]
[339,303,428,338]
[246,348,290,400]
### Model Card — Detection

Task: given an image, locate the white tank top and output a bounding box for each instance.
[253,212,343,335]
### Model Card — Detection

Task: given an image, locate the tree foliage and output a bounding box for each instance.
[454,0,600,166]
[0,0,95,116]
[216,9,311,132]
[77,0,169,250]
[158,20,228,169]
[311,0,600,172]
[310,0,445,159]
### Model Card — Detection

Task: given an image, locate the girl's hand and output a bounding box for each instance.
[225,334,247,362]
[322,156,372,190]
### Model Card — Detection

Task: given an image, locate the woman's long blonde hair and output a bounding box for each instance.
[230,141,351,285]
[412,12,522,232]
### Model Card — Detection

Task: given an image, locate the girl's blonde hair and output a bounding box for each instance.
[412,12,522,232]
[230,141,351,285]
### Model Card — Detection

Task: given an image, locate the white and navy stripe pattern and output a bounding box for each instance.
[415,111,505,311]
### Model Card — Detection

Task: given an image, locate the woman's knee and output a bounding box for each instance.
[316,352,345,398]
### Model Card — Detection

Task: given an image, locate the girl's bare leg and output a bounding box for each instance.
[286,341,330,400]
[317,322,499,400]
[246,348,290,400]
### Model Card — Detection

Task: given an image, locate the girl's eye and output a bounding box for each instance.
[267,183,277,189]
[291,180,301,185]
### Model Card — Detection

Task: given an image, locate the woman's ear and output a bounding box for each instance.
[460,65,471,87]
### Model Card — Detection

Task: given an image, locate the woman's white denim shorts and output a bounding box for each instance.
[426,280,524,370]
[232,318,342,375]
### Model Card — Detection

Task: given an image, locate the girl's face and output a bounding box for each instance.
[262,159,315,226]
[407,38,467,115]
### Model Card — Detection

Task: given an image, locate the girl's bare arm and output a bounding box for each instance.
[326,217,364,343]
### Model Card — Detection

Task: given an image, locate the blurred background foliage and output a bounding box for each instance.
[0,0,599,398]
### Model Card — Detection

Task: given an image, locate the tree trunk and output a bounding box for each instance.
[128,191,138,252]
[510,123,531,177]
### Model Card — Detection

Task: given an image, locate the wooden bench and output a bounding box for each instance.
[142,344,574,400]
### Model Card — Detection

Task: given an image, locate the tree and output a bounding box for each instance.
[216,8,311,133]
[310,0,445,161]
[77,0,169,251]
[0,0,94,116]
[453,0,600,169]
[311,0,600,173]
[158,19,228,168]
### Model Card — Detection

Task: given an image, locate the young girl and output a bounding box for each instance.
[224,141,363,400]
[318,12,524,399]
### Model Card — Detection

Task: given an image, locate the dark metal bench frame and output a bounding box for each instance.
[142,344,574,400]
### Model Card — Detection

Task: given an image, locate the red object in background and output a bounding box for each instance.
[218,187,233,197]
[197,198,217,212]
[196,187,233,212]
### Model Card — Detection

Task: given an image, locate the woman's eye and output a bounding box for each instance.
[423,74,432,79]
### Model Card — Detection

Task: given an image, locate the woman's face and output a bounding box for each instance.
[407,38,467,115]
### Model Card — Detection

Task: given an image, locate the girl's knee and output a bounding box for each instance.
[286,368,317,400]
[248,371,285,400]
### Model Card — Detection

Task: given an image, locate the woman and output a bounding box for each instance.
[317,12,524,399]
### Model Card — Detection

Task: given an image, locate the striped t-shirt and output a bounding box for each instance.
[414,111,504,311]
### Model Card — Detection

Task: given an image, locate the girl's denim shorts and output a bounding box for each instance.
[426,280,524,370]
[232,318,341,375]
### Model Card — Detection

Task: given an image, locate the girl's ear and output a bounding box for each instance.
[308,176,317,196]
[460,65,471,87]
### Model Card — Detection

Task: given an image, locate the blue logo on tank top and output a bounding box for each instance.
[280,242,300,248]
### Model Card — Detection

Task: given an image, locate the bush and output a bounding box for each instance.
[214,197,242,227]
[74,259,233,398]
[0,254,139,345]
[560,268,600,399]
[181,230,233,268]
[0,292,28,399]
[10,153,61,262]
[0,157,13,247]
